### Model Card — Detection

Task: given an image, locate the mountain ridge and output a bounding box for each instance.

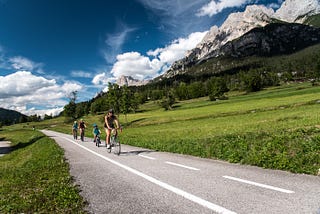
[159,0,320,80]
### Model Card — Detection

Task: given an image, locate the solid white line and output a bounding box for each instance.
[165,161,200,171]
[223,176,294,194]
[57,134,236,214]
[138,154,156,160]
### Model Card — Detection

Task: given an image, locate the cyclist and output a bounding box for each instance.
[92,123,101,143]
[72,120,78,140]
[79,119,86,141]
[104,109,120,149]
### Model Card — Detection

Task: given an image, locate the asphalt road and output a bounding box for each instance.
[42,130,320,214]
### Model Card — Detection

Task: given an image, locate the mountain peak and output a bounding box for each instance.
[275,0,320,23]
[116,75,149,87]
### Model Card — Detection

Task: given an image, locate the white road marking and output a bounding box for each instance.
[138,154,156,160]
[165,161,200,171]
[223,175,294,194]
[56,134,236,214]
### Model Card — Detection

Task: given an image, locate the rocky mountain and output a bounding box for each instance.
[161,0,320,79]
[206,23,320,59]
[116,75,150,87]
[274,0,320,23]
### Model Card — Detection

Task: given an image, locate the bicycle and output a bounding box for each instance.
[107,129,121,155]
[95,134,101,147]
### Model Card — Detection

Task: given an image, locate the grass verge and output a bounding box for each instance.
[0,128,86,213]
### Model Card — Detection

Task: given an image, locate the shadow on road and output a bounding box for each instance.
[121,149,156,156]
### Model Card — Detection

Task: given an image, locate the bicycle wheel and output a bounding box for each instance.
[96,136,100,147]
[113,136,121,155]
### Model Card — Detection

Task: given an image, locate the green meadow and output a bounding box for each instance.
[47,82,320,175]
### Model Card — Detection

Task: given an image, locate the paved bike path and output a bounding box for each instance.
[42,130,320,214]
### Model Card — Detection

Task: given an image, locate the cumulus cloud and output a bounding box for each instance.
[93,31,207,85]
[111,52,157,80]
[197,0,250,17]
[0,71,56,98]
[0,71,83,116]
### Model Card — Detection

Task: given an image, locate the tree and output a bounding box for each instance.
[207,77,229,101]
[160,89,175,110]
[106,83,122,114]
[121,86,133,122]
[175,82,189,100]
[240,70,263,92]
[64,91,78,119]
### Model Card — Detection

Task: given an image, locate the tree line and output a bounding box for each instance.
[63,45,320,119]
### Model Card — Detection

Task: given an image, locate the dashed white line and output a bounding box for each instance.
[52,133,236,214]
[223,175,294,194]
[165,161,200,171]
[138,154,156,160]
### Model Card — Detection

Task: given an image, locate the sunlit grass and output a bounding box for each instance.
[0,129,86,213]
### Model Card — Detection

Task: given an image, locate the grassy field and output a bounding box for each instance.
[40,82,320,175]
[0,128,86,213]
[115,83,320,175]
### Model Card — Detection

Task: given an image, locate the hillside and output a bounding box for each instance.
[0,108,27,125]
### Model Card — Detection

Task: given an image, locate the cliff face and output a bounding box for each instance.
[209,23,320,58]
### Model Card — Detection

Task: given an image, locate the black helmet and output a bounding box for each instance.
[108,109,114,114]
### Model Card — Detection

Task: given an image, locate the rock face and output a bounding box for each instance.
[161,0,320,79]
[274,0,320,23]
[116,75,149,87]
[207,23,320,59]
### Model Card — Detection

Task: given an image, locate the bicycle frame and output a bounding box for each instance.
[107,131,121,155]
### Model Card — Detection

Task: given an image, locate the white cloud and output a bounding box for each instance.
[111,52,157,80]
[71,70,93,78]
[0,71,83,116]
[103,22,137,64]
[9,56,44,74]
[92,72,115,85]
[93,31,207,85]
[0,71,56,97]
[197,0,250,17]
[137,0,209,35]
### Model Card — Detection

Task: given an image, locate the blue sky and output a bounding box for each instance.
[0,0,282,116]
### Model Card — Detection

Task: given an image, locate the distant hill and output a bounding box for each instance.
[0,108,27,125]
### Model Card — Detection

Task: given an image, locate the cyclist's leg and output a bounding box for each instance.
[105,128,111,148]
[80,128,84,141]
